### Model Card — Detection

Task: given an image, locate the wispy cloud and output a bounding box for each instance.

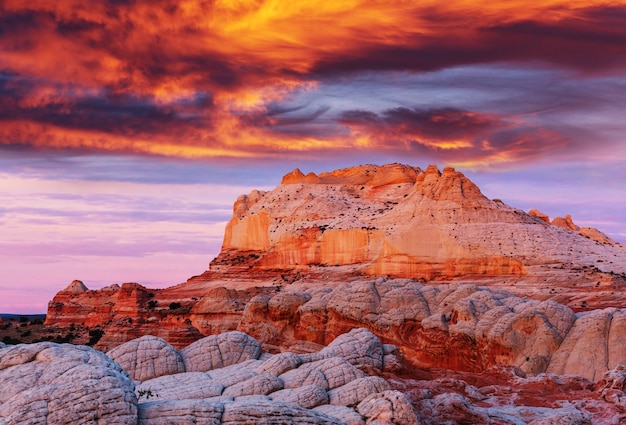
[1,1,626,165]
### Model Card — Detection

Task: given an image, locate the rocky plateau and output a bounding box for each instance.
[10,163,626,423]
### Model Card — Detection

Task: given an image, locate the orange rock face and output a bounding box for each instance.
[212,163,624,284]
[45,162,626,366]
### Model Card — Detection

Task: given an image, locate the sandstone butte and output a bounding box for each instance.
[39,163,626,422]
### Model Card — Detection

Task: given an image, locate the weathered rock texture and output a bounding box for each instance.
[107,335,185,381]
[0,329,421,425]
[212,163,624,281]
[4,329,625,424]
[0,342,137,424]
[230,278,626,381]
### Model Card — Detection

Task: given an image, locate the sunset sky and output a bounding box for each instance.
[1,0,626,313]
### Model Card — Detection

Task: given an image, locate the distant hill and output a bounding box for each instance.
[0,314,46,322]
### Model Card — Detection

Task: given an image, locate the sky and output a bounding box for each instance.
[1,0,625,313]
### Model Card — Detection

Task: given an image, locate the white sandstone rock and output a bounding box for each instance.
[320,328,384,370]
[107,335,184,382]
[329,376,391,407]
[0,342,137,425]
[270,384,329,408]
[137,399,223,424]
[221,399,345,425]
[180,331,262,372]
[136,372,223,403]
[357,390,419,425]
[222,373,284,397]
[314,404,366,425]
[256,351,302,376]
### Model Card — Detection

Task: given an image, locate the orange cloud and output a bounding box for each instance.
[1,0,625,166]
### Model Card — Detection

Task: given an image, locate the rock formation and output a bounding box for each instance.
[2,329,625,424]
[44,164,626,351]
[0,341,137,424]
[37,162,626,423]
[212,163,624,281]
[0,329,419,425]
[232,277,626,381]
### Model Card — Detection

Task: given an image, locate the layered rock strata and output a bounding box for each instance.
[43,277,626,381]
[233,278,626,381]
[212,164,624,281]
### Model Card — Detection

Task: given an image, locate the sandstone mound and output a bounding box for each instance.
[231,278,626,381]
[106,335,185,381]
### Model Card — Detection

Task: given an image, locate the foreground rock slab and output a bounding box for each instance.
[0,329,418,425]
[0,342,137,425]
[4,328,626,424]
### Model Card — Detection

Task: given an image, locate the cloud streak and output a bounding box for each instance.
[1,0,626,167]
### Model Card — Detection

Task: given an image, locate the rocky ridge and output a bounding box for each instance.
[183,277,626,382]
[212,163,625,283]
[3,328,625,425]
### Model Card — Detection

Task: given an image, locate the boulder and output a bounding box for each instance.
[222,374,284,397]
[107,335,185,382]
[314,404,366,425]
[320,328,384,370]
[137,399,223,424]
[357,390,419,425]
[179,331,262,372]
[547,309,614,381]
[0,342,137,424]
[221,399,345,425]
[270,384,329,409]
[256,352,302,376]
[280,367,330,390]
[206,360,260,387]
[328,377,391,407]
[299,357,366,389]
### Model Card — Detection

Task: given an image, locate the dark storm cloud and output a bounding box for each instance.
[0,79,214,135]
[312,4,626,76]
[340,107,503,140]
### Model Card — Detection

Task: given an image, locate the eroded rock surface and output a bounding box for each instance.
[4,328,626,424]
[237,278,626,382]
[212,163,625,284]
[107,335,185,382]
[0,342,137,424]
[179,331,262,372]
